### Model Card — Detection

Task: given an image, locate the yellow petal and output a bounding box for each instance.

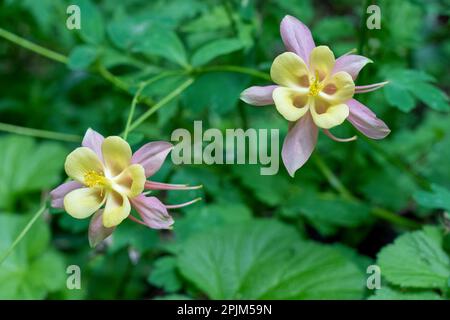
[319,71,355,104]
[310,100,349,129]
[64,187,105,219]
[309,46,335,81]
[273,87,310,122]
[113,164,146,198]
[102,190,131,228]
[65,147,104,183]
[270,52,310,89]
[102,136,132,177]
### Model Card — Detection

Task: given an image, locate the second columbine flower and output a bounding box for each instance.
[241,15,391,177]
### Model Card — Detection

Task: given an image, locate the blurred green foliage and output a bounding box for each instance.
[0,0,449,300]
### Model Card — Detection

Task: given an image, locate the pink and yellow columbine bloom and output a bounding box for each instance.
[50,129,200,247]
[241,15,390,176]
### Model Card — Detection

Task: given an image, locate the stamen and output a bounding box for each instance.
[308,71,323,97]
[84,170,108,188]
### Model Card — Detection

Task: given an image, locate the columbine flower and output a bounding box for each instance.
[50,128,201,247]
[240,15,390,176]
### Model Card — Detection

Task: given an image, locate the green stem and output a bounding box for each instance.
[195,65,271,81]
[0,202,48,266]
[123,83,145,140]
[97,65,131,93]
[122,70,185,140]
[125,78,195,134]
[0,27,68,64]
[313,155,354,200]
[372,207,421,229]
[313,154,420,229]
[0,122,82,142]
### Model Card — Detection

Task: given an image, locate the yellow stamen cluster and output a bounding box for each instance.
[84,170,108,188]
[308,72,323,97]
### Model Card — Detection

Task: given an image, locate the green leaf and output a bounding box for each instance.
[411,82,450,112]
[182,72,249,115]
[0,213,65,299]
[75,0,105,44]
[282,190,373,234]
[274,0,314,24]
[231,165,293,206]
[174,203,252,242]
[0,136,66,210]
[384,69,449,112]
[384,83,415,112]
[377,226,450,290]
[148,257,182,293]
[108,219,159,253]
[182,6,230,33]
[312,17,355,44]
[191,38,245,66]
[68,45,99,70]
[369,287,443,300]
[133,27,188,67]
[177,220,365,299]
[414,184,450,212]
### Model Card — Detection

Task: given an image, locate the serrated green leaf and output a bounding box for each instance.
[0,213,65,299]
[0,136,66,210]
[177,220,365,299]
[174,203,252,242]
[148,257,182,293]
[369,287,443,300]
[377,226,450,290]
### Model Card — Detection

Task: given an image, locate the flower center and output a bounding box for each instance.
[308,74,323,97]
[84,170,109,188]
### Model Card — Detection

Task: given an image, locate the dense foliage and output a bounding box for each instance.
[0,0,449,299]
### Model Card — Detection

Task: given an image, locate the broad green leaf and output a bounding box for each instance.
[174,203,252,242]
[414,184,450,212]
[68,45,99,70]
[177,220,365,299]
[0,136,66,210]
[191,38,245,66]
[0,213,65,299]
[377,226,450,290]
[369,287,443,300]
[282,190,373,232]
[148,257,182,293]
[74,0,105,44]
[231,165,293,206]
